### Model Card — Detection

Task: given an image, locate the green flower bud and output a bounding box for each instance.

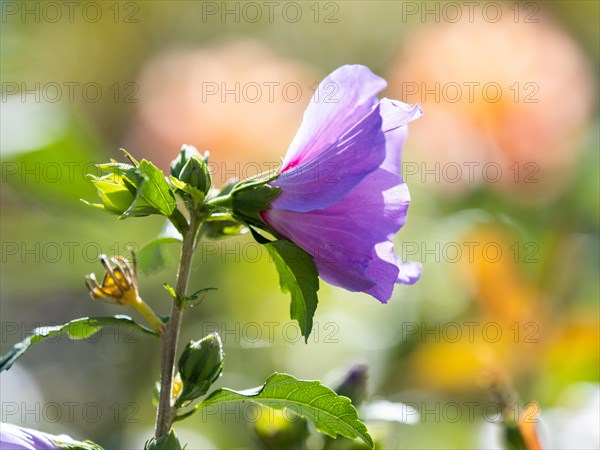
[334,364,368,405]
[170,144,200,178]
[178,154,211,195]
[177,333,224,404]
[254,407,309,450]
[170,145,212,195]
[145,430,182,450]
[85,173,136,215]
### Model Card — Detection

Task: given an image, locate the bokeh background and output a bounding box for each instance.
[1,1,598,448]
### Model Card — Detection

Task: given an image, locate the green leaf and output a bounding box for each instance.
[145,429,183,450]
[163,283,177,299]
[202,213,247,239]
[138,235,181,273]
[122,160,176,218]
[170,175,205,208]
[138,221,183,273]
[186,287,218,307]
[58,439,105,450]
[120,148,140,166]
[218,177,238,197]
[0,315,158,372]
[200,373,373,448]
[188,287,217,300]
[163,283,216,309]
[84,158,177,218]
[95,161,137,179]
[266,240,319,342]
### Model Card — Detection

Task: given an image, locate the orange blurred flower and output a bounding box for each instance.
[404,224,598,395]
[387,15,595,201]
[405,226,545,390]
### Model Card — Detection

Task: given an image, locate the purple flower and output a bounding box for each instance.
[0,423,76,450]
[261,65,422,302]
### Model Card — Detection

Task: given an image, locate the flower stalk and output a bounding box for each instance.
[133,298,165,334]
[155,212,201,437]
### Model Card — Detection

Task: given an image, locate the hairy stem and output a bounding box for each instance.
[155,213,200,437]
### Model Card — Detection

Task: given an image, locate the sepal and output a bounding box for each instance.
[145,430,183,450]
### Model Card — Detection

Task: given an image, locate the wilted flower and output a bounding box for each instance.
[260,65,422,302]
[86,255,164,332]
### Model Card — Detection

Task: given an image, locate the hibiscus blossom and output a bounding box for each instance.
[260,65,422,302]
[0,423,91,450]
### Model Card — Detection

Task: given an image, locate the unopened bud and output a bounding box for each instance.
[334,364,368,405]
[145,430,182,450]
[170,145,200,178]
[179,155,211,195]
[170,145,211,194]
[254,407,309,450]
[177,333,224,404]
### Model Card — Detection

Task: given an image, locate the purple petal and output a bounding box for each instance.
[272,94,422,213]
[380,98,423,134]
[364,243,422,301]
[364,242,401,302]
[0,423,68,450]
[379,98,422,174]
[382,124,408,176]
[262,207,376,293]
[281,65,387,170]
[271,104,386,212]
[397,261,422,285]
[263,167,413,302]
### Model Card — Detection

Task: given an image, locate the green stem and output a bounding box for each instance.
[207,171,279,208]
[155,213,200,437]
[207,193,234,208]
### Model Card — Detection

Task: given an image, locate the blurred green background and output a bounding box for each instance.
[1,1,598,448]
